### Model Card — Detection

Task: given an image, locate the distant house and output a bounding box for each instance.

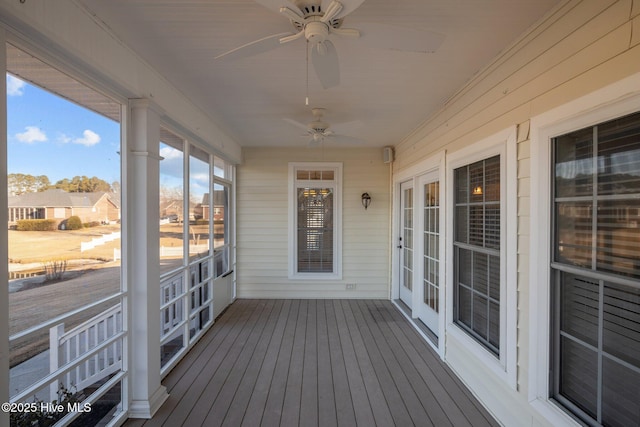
[8,189,121,226]
[196,191,226,222]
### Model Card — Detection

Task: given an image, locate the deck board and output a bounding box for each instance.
[125,299,499,427]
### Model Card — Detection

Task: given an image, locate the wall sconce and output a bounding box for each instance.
[361,192,371,210]
[472,186,483,196]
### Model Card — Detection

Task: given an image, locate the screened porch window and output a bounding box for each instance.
[551,111,640,427]
[289,164,342,278]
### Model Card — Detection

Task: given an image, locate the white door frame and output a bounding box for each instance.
[392,151,446,356]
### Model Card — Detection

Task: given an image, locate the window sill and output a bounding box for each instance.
[446,322,513,388]
[288,272,342,281]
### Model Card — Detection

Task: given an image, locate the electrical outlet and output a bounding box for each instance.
[346,283,356,290]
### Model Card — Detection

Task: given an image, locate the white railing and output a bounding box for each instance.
[80,231,121,252]
[160,243,209,257]
[161,274,184,337]
[49,303,122,401]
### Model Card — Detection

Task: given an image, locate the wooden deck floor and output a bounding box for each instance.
[125,299,498,427]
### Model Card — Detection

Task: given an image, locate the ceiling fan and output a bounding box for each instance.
[284,107,363,145]
[215,0,445,89]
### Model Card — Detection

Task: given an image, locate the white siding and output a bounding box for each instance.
[237,147,390,299]
[393,1,640,426]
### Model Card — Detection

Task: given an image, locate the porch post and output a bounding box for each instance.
[0,27,10,427]
[127,98,168,418]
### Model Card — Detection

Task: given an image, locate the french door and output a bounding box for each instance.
[399,181,414,307]
[416,172,441,336]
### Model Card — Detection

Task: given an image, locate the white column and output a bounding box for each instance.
[0,28,10,427]
[126,99,168,418]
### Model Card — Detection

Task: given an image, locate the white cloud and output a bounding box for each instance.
[74,129,101,146]
[6,75,26,96]
[57,133,72,144]
[16,126,47,143]
[160,146,183,160]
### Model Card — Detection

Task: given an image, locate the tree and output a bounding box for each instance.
[8,173,51,195]
[160,185,184,219]
[54,176,112,192]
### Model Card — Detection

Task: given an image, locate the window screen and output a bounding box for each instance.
[453,155,501,355]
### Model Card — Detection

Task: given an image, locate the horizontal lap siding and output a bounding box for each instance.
[237,147,390,298]
[395,0,634,168]
[393,1,640,426]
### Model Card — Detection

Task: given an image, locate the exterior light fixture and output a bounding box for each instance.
[361,192,371,210]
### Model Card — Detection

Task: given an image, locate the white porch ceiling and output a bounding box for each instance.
[76,0,561,148]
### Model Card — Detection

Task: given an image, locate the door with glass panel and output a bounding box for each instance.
[399,181,414,307]
[416,172,441,336]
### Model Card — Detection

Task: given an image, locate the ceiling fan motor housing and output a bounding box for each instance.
[293,0,323,16]
[305,21,329,44]
[309,119,329,133]
[290,0,343,32]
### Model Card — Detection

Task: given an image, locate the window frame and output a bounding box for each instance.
[159,130,235,376]
[4,39,129,423]
[529,73,640,425]
[445,127,517,389]
[288,162,343,280]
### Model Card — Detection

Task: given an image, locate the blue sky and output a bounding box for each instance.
[6,74,121,185]
[7,73,214,197]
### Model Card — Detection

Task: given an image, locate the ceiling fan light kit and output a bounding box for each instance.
[216,0,444,91]
[283,107,364,146]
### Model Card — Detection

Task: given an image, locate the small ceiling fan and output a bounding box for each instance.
[284,107,363,145]
[215,0,445,89]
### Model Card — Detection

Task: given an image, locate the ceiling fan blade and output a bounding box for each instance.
[279,30,305,44]
[283,117,311,132]
[356,23,445,53]
[329,0,366,19]
[253,0,302,15]
[311,40,340,89]
[215,32,295,60]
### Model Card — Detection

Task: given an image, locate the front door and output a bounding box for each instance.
[416,173,441,336]
[399,181,414,308]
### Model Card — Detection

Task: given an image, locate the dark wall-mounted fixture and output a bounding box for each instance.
[361,192,371,210]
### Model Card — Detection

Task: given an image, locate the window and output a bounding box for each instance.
[453,155,501,355]
[550,111,640,427]
[158,135,215,371]
[213,181,231,278]
[446,128,516,386]
[159,134,233,373]
[6,43,125,424]
[289,163,342,279]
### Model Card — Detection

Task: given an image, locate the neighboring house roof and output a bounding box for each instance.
[8,189,119,209]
